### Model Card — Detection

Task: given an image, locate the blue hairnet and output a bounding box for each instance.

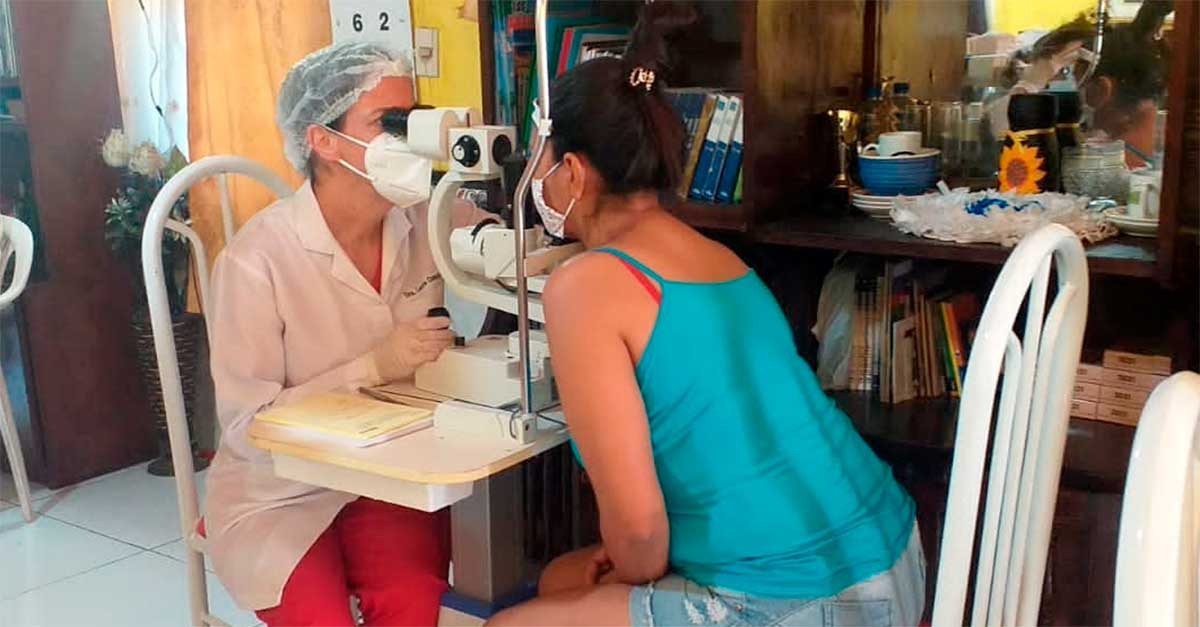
[276,41,413,172]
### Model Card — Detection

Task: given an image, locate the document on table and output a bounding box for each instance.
[256,393,433,447]
[359,381,450,410]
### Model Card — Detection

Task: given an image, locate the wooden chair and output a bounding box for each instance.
[932,223,1089,626]
[141,156,290,626]
[1114,371,1200,627]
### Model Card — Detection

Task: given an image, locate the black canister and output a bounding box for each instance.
[1000,93,1060,193]
[1053,91,1085,151]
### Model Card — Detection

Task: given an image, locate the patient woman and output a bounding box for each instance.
[489,5,923,627]
[204,42,476,625]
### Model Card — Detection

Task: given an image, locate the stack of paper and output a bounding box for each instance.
[359,381,450,411]
[256,393,433,448]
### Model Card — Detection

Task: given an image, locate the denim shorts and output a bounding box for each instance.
[628,522,926,627]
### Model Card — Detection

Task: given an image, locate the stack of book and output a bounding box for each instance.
[667,90,744,205]
[493,2,633,146]
[490,2,534,129]
[1071,351,1172,426]
[847,261,980,403]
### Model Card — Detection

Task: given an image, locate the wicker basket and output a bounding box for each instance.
[130,310,208,476]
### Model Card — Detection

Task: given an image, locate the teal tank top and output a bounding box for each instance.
[574,248,915,599]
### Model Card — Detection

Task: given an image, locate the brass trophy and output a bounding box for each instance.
[830,108,860,189]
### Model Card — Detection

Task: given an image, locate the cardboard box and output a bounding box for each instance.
[1096,403,1141,427]
[1103,350,1172,375]
[1101,368,1167,391]
[1076,363,1104,384]
[1099,386,1151,409]
[1070,398,1098,420]
[1072,381,1100,401]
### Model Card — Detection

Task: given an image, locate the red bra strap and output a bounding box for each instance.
[617,259,662,304]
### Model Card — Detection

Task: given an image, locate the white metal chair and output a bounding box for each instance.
[0,215,34,522]
[142,156,291,627]
[1114,371,1200,627]
[931,223,1090,626]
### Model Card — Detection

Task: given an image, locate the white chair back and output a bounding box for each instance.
[932,224,1090,626]
[0,215,35,522]
[1114,371,1200,627]
[141,156,290,626]
[0,215,33,309]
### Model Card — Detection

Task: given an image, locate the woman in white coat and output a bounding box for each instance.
[204,42,474,626]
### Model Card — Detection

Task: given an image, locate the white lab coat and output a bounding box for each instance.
[204,181,452,610]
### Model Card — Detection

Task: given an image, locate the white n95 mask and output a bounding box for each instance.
[328,128,432,209]
[531,160,576,238]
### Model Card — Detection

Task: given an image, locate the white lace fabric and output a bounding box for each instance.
[890,189,1118,247]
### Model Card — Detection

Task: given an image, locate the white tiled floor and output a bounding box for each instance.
[0,463,259,627]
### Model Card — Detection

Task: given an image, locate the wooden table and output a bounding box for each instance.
[249,415,570,623]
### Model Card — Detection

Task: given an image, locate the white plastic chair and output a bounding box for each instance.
[0,215,34,522]
[931,223,1090,626]
[1114,371,1200,627]
[142,156,291,627]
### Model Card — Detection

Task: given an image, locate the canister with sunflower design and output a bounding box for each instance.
[1000,94,1060,194]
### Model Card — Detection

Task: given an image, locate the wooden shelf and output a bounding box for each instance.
[832,391,1135,493]
[668,200,751,233]
[754,213,1157,278]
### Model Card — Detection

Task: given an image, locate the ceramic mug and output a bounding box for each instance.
[1127,170,1162,220]
[863,131,923,157]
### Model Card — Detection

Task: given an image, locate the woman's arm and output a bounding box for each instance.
[543,258,669,584]
[208,251,382,461]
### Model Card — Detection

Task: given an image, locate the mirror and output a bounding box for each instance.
[875,0,1175,177]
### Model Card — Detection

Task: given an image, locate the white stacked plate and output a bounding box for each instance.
[1105,208,1158,238]
[850,190,897,220]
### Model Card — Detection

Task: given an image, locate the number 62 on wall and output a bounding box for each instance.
[328,0,415,70]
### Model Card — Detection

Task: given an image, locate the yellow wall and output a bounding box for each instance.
[412,0,484,111]
[992,0,1093,34]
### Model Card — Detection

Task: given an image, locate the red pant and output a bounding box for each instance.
[256,498,451,626]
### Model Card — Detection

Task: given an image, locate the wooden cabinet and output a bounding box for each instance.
[479,1,1199,620]
[7,0,156,486]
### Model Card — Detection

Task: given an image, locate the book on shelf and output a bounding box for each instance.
[666,89,743,206]
[522,11,625,145]
[715,104,745,204]
[689,94,730,200]
[698,96,741,202]
[557,24,629,76]
[666,88,713,158]
[892,316,918,404]
[935,302,958,396]
[850,287,869,392]
[491,4,534,128]
[677,93,719,199]
[834,261,981,403]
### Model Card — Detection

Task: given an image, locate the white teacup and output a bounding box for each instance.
[863,131,923,157]
[1127,170,1162,220]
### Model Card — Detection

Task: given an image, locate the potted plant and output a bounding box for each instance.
[101,129,208,476]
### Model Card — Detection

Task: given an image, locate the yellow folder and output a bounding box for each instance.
[256,393,433,446]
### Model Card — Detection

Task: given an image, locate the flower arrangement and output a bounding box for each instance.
[101,129,191,315]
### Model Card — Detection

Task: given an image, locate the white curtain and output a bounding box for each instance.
[107,0,188,156]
